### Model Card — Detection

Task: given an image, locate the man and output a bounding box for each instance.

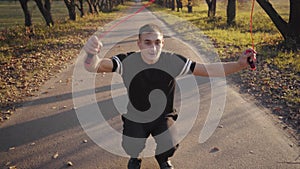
[83,23,256,169]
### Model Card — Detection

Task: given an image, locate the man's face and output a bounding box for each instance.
[138,31,164,64]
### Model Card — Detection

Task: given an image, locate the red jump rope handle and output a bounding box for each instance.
[245,49,256,70]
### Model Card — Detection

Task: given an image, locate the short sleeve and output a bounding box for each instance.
[111,52,135,75]
[173,54,196,77]
[112,55,123,74]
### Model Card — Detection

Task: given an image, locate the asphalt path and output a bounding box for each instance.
[0,3,299,169]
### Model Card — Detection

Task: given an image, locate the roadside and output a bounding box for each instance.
[1,0,298,145]
[0,2,131,123]
[150,7,299,145]
[0,2,299,169]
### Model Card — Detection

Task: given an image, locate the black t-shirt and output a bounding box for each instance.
[112,51,195,122]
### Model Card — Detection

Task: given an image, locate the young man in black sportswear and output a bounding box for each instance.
[83,23,256,169]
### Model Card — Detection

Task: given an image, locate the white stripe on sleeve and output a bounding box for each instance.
[112,56,123,75]
[178,59,192,77]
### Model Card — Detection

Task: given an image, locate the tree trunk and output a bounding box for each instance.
[288,0,300,44]
[109,0,113,11]
[19,0,32,27]
[176,0,182,12]
[99,0,105,12]
[206,0,216,18]
[164,0,170,8]
[19,0,34,37]
[102,0,109,12]
[227,0,236,26]
[256,0,288,40]
[187,0,192,13]
[75,0,84,17]
[34,0,54,26]
[156,0,164,6]
[86,0,93,14]
[256,0,300,46]
[171,0,175,11]
[64,0,76,21]
[93,0,99,14]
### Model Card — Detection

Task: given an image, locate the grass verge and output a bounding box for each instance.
[150,2,299,142]
[0,3,129,121]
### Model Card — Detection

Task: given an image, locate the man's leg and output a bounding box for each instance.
[152,116,178,169]
[122,116,149,169]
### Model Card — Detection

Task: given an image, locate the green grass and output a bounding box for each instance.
[149,1,299,133]
[0,2,129,111]
[0,1,69,30]
[150,1,298,71]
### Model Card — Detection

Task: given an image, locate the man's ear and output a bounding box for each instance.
[137,39,141,48]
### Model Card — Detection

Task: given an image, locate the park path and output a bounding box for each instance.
[0,3,299,169]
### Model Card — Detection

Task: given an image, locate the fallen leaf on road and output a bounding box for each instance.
[209,147,220,153]
[60,106,67,110]
[9,166,17,169]
[67,161,73,166]
[52,152,59,159]
[5,161,12,166]
[9,147,15,151]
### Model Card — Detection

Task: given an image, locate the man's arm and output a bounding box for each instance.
[193,62,243,77]
[84,56,114,73]
[193,49,256,77]
[83,35,114,73]
[97,58,114,73]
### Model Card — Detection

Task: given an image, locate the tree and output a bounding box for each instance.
[205,0,216,18]
[100,0,112,12]
[19,0,54,27]
[176,0,182,12]
[187,0,192,13]
[86,0,99,14]
[227,0,236,26]
[256,0,300,46]
[155,0,164,6]
[19,0,53,37]
[171,0,175,11]
[64,0,76,20]
[165,0,171,8]
[19,0,32,27]
[34,0,54,27]
[75,0,84,17]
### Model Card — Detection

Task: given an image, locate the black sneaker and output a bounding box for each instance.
[127,158,141,169]
[159,160,174,169]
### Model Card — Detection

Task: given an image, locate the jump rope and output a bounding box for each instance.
[86,0,256,70]
[247,0,256,70]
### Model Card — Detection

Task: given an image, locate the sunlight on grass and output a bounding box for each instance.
[0,1,130,110]
[150,1,299,132]
[151,1,298,71]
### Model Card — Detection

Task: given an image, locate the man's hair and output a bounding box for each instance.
[138,23,163,39]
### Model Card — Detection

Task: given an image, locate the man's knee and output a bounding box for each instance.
[122,136,147,158]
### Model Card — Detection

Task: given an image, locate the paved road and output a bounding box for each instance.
[1,3,299,169]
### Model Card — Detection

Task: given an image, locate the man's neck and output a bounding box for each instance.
[141,54,160,65]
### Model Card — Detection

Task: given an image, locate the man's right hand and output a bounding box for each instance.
[84,35,103,55]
